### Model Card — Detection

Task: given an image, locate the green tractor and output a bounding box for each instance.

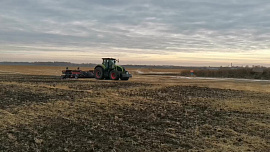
[94,58,132,80]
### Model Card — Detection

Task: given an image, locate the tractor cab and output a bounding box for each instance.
[102,58,117,70]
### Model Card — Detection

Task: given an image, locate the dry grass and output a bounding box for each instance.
[0,65,94,75]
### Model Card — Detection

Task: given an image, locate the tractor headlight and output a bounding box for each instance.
[126,71,129,74]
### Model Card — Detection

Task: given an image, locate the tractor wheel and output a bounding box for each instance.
[120,77,129,81]
[94,67,104,79]
[109,70,119,80]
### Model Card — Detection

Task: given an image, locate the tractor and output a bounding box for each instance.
[94,58,132,80]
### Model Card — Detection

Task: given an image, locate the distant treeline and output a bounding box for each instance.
[122,65,205,69]
[0,62,96,67]
[0,61,212,69]
[181,67,270,80]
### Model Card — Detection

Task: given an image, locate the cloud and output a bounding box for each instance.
[0,0,269,65]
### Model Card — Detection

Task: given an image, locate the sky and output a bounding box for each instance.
[0,0,269,66]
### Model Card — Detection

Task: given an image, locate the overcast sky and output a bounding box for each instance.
[0,0,269,66]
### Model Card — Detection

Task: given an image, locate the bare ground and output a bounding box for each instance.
[0,70,269,151]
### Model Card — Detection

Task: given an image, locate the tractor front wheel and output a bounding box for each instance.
[109,70,119,80]
[94,67,104,79]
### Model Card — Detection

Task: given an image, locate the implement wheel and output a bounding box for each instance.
[94,67,104,79]
[109,70,119,80]
[61,75,66,79]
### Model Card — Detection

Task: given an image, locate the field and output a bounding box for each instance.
[0,65,269,151]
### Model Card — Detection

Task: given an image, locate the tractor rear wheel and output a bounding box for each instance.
[94,67,104,79]
[109,70,119,80]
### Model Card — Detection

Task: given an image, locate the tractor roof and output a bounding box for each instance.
[102,58,116,60]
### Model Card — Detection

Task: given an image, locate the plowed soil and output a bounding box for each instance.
[0,72,269,151]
